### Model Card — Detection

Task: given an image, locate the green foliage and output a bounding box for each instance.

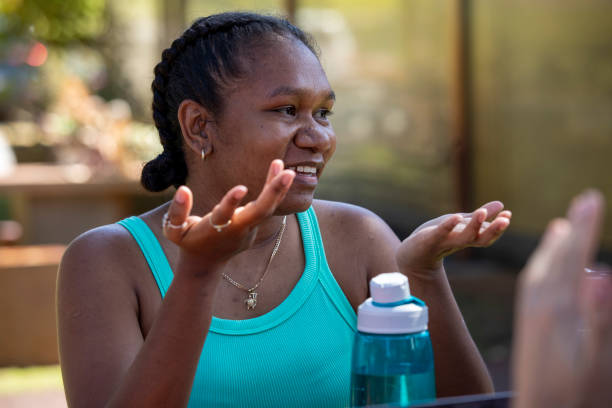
[0,0,106,44]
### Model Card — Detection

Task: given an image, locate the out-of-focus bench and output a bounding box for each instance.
[0,245,65,366]
[0,163,146,245]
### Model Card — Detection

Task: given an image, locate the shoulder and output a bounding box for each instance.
[58,222,144,301]
[312,199,399,243]
[312,199,379,225]
[61,222,140,272]
[312,200,401,278]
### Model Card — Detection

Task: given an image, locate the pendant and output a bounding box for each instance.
[245,292,257,310]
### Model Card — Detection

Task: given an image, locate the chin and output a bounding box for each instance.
[276,192,314,215]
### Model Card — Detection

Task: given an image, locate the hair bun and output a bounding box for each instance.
[141,151,185,192]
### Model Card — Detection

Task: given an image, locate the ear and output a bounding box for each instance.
[177,99,214,156]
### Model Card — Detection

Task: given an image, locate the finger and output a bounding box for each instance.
[521,218,572,286]
[163,186,193,242]
[237,169,295,225]
[582,266,612,340]
[459,208,487,241]
[207,185,248,230]
[498,210,512,220]
[265,159,283,184]
[477,201,504,221]
[540,191,604,296]
[434,214,462,239]
[475,216,510,246]
[566,190,605,270]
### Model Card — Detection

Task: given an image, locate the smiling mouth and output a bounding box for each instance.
[286,165,318,177]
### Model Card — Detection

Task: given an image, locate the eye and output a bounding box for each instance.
[315,108,334,120]
[275,106,297,116]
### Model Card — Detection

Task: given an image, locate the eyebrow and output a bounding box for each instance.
[267,86,336,101]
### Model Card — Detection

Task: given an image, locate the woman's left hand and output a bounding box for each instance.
[396,201,512,277]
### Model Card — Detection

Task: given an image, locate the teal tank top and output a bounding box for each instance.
[118,207,357,407]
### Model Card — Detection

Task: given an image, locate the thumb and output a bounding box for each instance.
[162,186,192,243]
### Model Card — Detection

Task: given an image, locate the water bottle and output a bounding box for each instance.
[350,272,436,407]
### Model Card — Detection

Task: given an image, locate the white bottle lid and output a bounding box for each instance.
[357,273,429,334]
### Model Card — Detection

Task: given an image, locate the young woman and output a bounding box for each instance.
[57,12,511,407]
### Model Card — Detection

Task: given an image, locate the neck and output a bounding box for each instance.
[249,215,288,249]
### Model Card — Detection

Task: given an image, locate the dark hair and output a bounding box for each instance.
[141,11,319,192]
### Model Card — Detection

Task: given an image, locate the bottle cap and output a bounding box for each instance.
[370,272,411,303]
[357,273,428,334]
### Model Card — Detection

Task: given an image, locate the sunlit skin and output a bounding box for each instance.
[57,34,512,407]
[182,37,336,217]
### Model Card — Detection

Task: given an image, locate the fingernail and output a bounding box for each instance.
[234,186,247,199]
[175,188,186,204]
[479,209,487,222]
[585,265,612,277]
[272,162,281,177]
[575,196,593,218]
[550,218,570,235]
[575,191,602,219]
[498,218,510,230]
[281,172,294,186]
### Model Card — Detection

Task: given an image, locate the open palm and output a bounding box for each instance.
[163,159,295,272]
[396,201,512,274]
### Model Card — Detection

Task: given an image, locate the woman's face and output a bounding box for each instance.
[208,36,336,213]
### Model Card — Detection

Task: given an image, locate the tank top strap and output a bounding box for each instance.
[304,207,357,331]
[117,216,173,296]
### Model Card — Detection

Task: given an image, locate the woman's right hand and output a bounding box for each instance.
[162,159,295,275]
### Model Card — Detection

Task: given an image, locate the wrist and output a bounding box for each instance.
[399,261,446,283]
[170,266,223,304]
[176,250,225,281]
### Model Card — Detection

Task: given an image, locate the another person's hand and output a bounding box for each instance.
[396,201,511,278]
[163,159,295,275]
[513,190,612,408]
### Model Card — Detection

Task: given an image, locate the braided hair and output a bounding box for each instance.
[141,12,319,192]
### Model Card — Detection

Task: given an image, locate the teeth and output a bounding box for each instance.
[296,165,316,174]
[287,165,317,175]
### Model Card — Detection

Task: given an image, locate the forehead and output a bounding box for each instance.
[236,37,332,98]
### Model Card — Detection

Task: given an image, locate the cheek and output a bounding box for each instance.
[257,122,297,150]
[326,130,337,158]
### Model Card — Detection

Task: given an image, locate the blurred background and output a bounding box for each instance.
[1,0,611,406]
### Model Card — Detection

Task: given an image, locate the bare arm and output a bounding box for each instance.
[58,160,295,408]
[58,237,222,408]
[396,202,511,396]
[355,202,512,396]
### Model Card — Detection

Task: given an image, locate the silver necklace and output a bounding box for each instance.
[222,216,287,310]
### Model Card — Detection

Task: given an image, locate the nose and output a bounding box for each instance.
[293,122,335,154]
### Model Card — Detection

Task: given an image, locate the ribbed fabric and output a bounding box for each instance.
[118,207,357,407]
